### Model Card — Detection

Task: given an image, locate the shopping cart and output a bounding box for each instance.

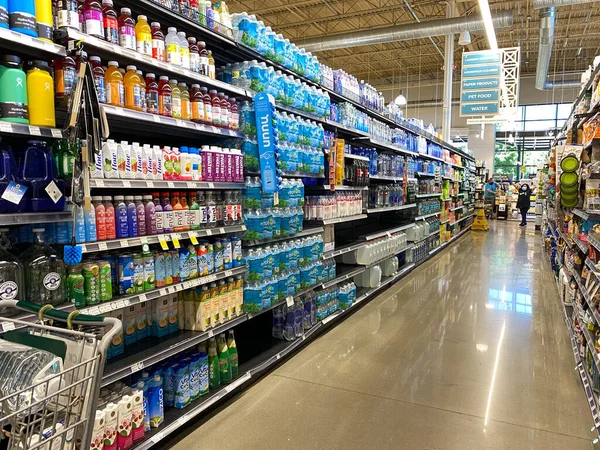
[0,300,121,450]
[484,199,496,219]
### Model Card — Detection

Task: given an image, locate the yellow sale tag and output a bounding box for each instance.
[190,235,199,245]
[172,235,181,249]
[158,236,169,250]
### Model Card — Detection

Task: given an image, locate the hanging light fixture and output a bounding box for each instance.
[394,89,407,106]
[459,31,471,46]
[508,133,515,144]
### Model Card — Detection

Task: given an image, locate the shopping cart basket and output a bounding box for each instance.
[0,300,121,450]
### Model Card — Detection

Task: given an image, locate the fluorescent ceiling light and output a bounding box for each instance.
[478,0,498,50]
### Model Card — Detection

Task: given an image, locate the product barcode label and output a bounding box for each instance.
[98,242,108,251]
[205,229,212,236]
[286,296,294,307]
[218,228,225,234]
[159,289,167,297]
[139,294,147,302]
[119,240,128,248]
[146,181,154,188]
[167,181,175,188]
[122,181,131,188]
[130,361,144,373]
[186,181,195,188]
[158,236,169,250]
[225,270,233,277]
[140,237,149,245]
[189,232,199,245]
[51,129,62,138]
[1,321,15,331]
[28,126,41,136]
[0,122,12,133]
[95,179,105,187]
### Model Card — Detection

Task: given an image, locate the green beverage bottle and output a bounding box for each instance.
[208,337,220,389]
[0,55,28,124]
[67,265,85,308]
[227,330,238,378]
[188,192,200,230]
[217,333,232,384]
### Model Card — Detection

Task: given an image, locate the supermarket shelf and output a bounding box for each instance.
[304,184,368,191]
[101,105,245,139]
[325,120,370,138]
[369,174,405,182]
[0,211,73,226]
[0,303,75,333]
[588,233,600,252]
[0,27,66,58]
[429,242,447,255]
[81,225,247,253]
[441,198,451,202]
[570,266,600,325]
[573,208,600,221]
[343,153,370,162]
[414,211,440,220]
[575,237,590,255]
[416,172,435,178]
[280,171,326,179]
[275,103,328,124]
[558,229,575,249]
[244,226,324,247]
[448,214,474,226]
[323,241,368,259]
[442,176,453,181]
[360,222,415,242]
[320,265,368,289]
[81,266,247,317]
[126,219,472,449]
[89,179,244,190]
[450,205,465,211]
[365,203,417,214]
[415,193,441,198]
[586,258,600,278]
[102,313,248,387]
[440,219,450,224]
[581,324,600,371]
[306,214,368,225]
[0,122,63,139]
[59,29,250,99]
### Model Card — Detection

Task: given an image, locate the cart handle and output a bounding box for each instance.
[13,300,104,323]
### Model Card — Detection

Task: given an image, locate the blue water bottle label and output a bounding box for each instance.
[1,181,26,205]
[9,11,36,35]
[0,6,8,27]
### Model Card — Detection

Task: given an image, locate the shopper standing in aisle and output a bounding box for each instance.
[484,177,500,219]
[517,182,534,226]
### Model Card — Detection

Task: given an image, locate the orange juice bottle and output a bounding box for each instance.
[179,82,191,120]
[169,79,181,119]
[104,61,124,107]
[124,65,143,111]
[172,192,185,232]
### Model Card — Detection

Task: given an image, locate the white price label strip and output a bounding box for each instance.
[146,181,154,188]
[286,296,294,307]
[1,321,15,331]
[98,242,108,251]
[139,294,147,302]
[28,126,41,136]
[51,128,62,138]
[130,361,144,373]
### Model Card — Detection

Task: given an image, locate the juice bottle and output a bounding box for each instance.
[180,192,190,231]
[179,82,191,120]
[177,31,190,70]
[172,192,184,232]
[198,41,208,77]
[89,56,106,104]
[144,194,156,235]
[92,196,106,241]
[137,70,146,112]
[104,61,124,107]
[161,192,174,233]
[102,0,118,44]
[209,90,220,127]
[83,0,104,38]
[201,86,212,125]
[135,15,152,56]
[103,195,116,239]
[179,147,191,181]
[145,73,158,114]
[171,147,181,179]
[53,55,76,108]
[189,193,199,230]
[151,22,165,61]
[219,93,229,128]
[190,84,204,123]
[169,79,181,119]
[152,192,163,234]
[56,0,78,30]
[124,65,143,111]
[207,50,215,79]
[229,97,238,130]
[26,60,55,127]
[134,195,146,236]
[158,76,172,117]
[118,7,135,51]
[188,37,199,73]
[165,27,180,66]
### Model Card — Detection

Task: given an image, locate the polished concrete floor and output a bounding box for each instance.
[171,222,594,449]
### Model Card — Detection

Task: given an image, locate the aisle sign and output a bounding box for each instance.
[460,49,501,117]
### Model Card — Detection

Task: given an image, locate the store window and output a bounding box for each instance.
[494,103,569,179]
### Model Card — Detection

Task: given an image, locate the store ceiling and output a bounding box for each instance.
[227,0,598,94]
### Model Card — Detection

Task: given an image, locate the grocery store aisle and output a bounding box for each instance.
[170,222,592,450]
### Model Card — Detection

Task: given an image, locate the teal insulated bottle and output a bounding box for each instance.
[0,55,28,124]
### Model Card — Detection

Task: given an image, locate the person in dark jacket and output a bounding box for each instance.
[516,183,533,226]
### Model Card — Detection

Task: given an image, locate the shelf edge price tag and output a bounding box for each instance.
[95,179,105,187]
[158,236,169,250]
[50,128,62,138]
[28,125,41,136]
[167,181,175,188]
[0,122,12,133]
[119,239,128,248]
[123,181,131,188]
[286,295,294,307]
[98,242,108,251]
[139,293,147,303]
[146,180,154,188]
[207,330,214,338]
[1,321,15,331]
[130,361,144,373]
[171,234,181,249]
[189,232,199,245]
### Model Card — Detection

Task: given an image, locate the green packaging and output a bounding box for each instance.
[98,259,112,301]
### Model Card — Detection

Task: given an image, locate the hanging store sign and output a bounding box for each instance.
[460,47,521,121]
[254,92,278,194]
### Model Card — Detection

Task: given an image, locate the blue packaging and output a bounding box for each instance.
[148,374,164,428]
[243,281,263,313]
[188,353,201,400]
[262,279,273,309]
[222,238,232,270]
[206,243,214,274]
[163,365,175,407]
[164,251,172,284]
[214,239,224,271]
[173,362,190,409]
[231,237,242,267]
[198,351,209,395]
[8,0,36,36]
[117,254,134,295]
[171,250,180,282]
